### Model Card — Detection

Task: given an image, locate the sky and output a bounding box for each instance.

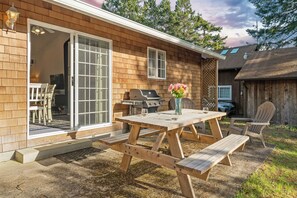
[83,0,258,47]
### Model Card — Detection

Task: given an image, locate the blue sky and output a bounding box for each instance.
[83,0,257,47]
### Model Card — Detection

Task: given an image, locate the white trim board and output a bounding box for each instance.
[44,0,225,60]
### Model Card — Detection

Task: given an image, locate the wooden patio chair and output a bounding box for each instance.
[227,101,276,147]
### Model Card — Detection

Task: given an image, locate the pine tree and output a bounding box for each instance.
[102,0,142,22]
[155,0,173,33]
[171,0,196,41]
[141,0,158,28]
[102,0,226,50]
[192,14,226,50]
[247,0,297,49]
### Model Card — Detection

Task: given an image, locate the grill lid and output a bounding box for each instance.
[129,89,161,100]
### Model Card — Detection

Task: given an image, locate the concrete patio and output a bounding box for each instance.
[0,131,273,198]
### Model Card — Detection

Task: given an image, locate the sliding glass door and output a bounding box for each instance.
[73,34,111,129]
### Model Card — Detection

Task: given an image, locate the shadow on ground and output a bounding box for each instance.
[0,130,274,198]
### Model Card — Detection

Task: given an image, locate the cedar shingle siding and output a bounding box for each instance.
[0,0,208,152]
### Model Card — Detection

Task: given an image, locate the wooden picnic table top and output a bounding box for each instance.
[115,109,226,131]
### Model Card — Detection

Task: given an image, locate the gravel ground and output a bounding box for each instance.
[0,128,273,198]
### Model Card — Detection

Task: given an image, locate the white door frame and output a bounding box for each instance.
[27,19,113,139]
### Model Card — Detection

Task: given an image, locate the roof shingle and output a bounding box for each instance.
[218,45,257,70]
[235,47,297,80]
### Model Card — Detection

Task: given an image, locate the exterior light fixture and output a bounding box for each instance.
[4,3,20,32]
[31,26,45,35]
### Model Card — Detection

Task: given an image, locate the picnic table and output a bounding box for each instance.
[100,109,249,198]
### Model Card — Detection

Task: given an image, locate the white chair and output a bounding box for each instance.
[29,83,48,125]
[46,84,56,123]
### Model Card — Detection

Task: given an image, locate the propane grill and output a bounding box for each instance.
[121,89,163,114]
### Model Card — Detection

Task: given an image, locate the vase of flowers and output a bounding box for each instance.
[168,83,187,115]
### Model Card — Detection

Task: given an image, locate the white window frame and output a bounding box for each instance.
[218,85,232,100]
[147,47,166,79]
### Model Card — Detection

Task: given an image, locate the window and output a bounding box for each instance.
[147,47,166,79]
[220,49,228,55]
[218,85,232,100]
[230,48,239,54]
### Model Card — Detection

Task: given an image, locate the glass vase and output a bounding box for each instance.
[175,98,182,115]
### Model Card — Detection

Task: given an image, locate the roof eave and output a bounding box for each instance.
[235,77,297,81]
[44,0,225,60]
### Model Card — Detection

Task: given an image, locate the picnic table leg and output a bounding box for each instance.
[119,125,141,172]
[167,128,196,198]
[189,124,199,140]
[152,132,166,151]
[208,118,223,140]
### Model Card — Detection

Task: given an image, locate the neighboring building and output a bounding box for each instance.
[0,1,224,157]
[235,47,297,126]
[217,45,257,115]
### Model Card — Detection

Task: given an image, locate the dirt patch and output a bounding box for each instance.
[0,132,273,198]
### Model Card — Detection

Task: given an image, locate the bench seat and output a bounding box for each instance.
[98,129,160,145]
[176,134,249,181]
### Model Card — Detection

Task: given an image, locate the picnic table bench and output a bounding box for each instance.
[176,134,249,181]
[99,109,249,198]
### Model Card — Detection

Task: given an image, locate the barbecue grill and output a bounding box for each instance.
[121,89,163,114]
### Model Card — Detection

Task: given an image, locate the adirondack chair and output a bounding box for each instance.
[227,101,276,147]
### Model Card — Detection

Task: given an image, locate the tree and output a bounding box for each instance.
[192,14,227,50]
[141,0,158,28]
[102,0,142,22]
[247,0,297,49]
[170,0,196,41]
[155,0,173,33]
[102,0,226,50]
[170,0,226,50]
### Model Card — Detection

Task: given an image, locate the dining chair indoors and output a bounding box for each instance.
[227,101,276,147]
[29,83,48,125]
[46,84,56,123]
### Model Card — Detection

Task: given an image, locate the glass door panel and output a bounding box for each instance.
[76,35,110,127]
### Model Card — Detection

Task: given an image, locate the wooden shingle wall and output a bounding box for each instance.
[0,0,204,151]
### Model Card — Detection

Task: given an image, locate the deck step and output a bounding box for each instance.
[98,129,160,145]
[15,139,92,164]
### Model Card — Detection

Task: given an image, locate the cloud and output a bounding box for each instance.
[227,35,256,47]
[81,0,104,7]
[191,0,257,29]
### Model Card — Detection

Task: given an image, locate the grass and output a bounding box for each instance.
[223,121,297,198]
